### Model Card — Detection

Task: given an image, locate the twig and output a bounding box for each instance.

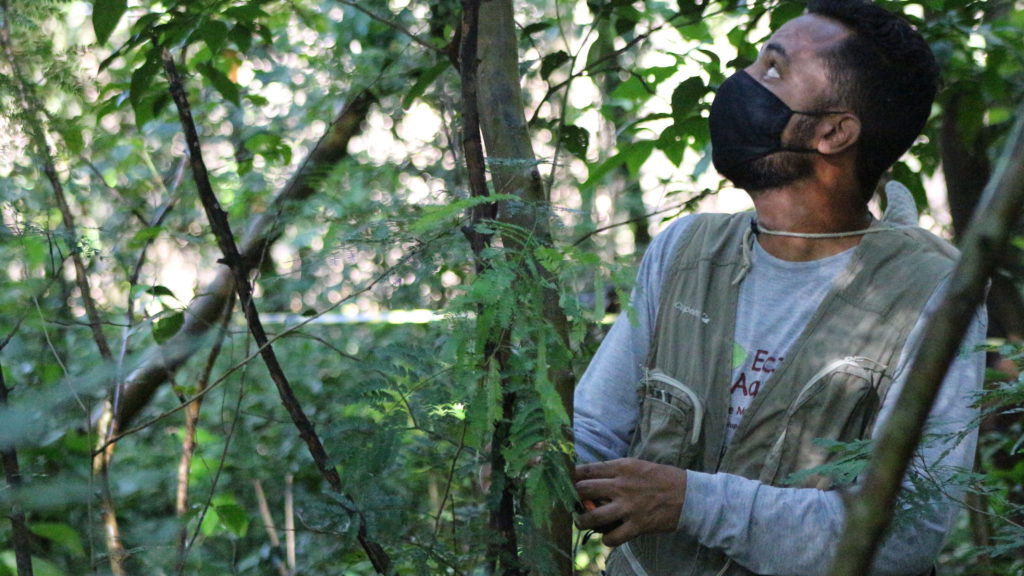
[569,191,713,247]
[285,474,296,573]
[0,0,111,363]
[254,479,290,576]
[433,421,468,538]
[828,104,1024,575]
[93,235,437,454]
[335,0,441,55]
[179,371,245,575]
[175,295,234,569]
[160,45,393,575]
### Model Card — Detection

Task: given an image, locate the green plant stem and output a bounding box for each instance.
[828,105,1024,575]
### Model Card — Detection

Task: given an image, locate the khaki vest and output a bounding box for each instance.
[606,213,955,576]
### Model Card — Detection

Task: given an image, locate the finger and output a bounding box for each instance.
[574,478,614,502]
[574,500,622,531]
[573,461,608,482]
[602,521,638,548]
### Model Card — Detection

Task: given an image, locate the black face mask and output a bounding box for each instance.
[709,70,842,184]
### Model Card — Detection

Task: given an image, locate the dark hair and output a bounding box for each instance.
[807,0,940,199]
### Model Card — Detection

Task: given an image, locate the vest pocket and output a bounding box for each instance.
[627,368,705,470]
[760,357,884,487]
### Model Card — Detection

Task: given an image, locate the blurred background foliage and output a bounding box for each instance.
[0,0,1022,574]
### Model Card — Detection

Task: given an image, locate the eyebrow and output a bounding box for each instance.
[763,42,789,62]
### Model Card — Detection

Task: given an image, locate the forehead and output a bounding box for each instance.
[762,13,851,61]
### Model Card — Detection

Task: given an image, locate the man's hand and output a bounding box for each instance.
[574,458,687,547]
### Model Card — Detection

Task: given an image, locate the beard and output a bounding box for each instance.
[721,115,818,192]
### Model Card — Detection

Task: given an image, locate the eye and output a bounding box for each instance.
[764,65,781,80]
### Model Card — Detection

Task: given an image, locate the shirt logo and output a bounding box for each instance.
[673,302,710,325]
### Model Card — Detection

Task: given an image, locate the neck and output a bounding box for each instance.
[748,181,871,262]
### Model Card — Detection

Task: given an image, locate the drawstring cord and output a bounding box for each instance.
[733,218,895,286]
[731,222,756,285]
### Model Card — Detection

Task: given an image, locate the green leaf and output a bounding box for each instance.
[153,311,185,344]
[224,4,270,25]
[402,61,448,109]
[31,523,85,557]
[610,76,651,102]
[522,21,554,36]
[93,0,127,45]
[622,140,656,176]
[641,66,677,86]
[0,553,65,576]
[671,77,706,123]
[409,194,517,236]
[581,153,625,189]
[195,19,230,55]
[129,49,162,126]
[128,226,163,249]
[770,1,806,31]
[198,63,240,105]
[146,285,176,298]
[657,125,685,167]
[243,132,291,165]
[214,504,250,537]
[560,124,589,158]
[541,50,570,80]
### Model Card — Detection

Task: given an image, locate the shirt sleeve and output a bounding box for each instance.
[574,216,696,463]
[678,279,988,576]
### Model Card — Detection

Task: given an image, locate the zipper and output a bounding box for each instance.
[646,368,705,445]
[761,356,886,482]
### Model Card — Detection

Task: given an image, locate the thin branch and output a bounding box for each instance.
[113,87,375,428]
[828,104,1024,575]
[569,191,713,247]
[335,0,441,55]
[179,371,245,574]
[285,474,296,573]
[93,235,437,453]
[175,295,234,569]
[160,46,393,575]
[253,479,290,576]
[0,0,111,362]
[433,421,468,538]
[1,365,34,576]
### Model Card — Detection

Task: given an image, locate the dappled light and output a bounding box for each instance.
[0,0,1022,575]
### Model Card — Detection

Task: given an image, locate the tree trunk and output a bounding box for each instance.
[476,1,575,573]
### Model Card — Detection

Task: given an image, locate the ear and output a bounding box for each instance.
[815,113,860,155]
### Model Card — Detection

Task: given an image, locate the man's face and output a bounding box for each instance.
[735,14,850,192]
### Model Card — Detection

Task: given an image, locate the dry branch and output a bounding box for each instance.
[829,105,1024,574]
[113,87,374,428]
[161,48,392,575]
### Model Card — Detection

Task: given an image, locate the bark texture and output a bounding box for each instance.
[476,1,575,573]
[161,49,392,574]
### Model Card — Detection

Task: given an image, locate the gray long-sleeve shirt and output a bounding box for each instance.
[574,214,987,575]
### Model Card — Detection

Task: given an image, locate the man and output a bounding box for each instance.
[572,1,986,575]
